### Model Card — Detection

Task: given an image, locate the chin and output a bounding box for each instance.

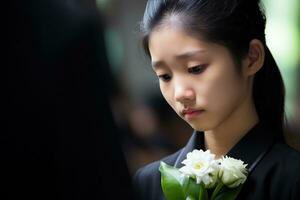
[189,122,206,132]
[188,120,216,132]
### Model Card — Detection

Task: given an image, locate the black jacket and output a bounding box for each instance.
[133,122,300,200]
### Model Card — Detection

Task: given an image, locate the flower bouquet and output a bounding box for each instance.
[159,149,248,200]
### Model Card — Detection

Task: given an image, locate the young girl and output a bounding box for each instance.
[133,0,300,199]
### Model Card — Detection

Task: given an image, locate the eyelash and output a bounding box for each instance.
[157,64,208,82]
[188,64,207,74]
[158,74,171,82]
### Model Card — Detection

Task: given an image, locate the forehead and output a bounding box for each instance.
[148,27,221,66]
[150,27,205,52]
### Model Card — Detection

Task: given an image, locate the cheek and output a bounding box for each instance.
[160,84,178,112]
[202,69,246,112]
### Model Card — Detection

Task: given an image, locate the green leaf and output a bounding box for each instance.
[214,185,243,200]
[159,162,185,200]
[211,182,224,200]
[182,175,200,199]
[198,183,209,200]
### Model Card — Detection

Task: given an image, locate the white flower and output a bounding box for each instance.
[179,149,219,188]
[219,156,248,188]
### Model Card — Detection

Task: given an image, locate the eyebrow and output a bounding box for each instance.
[175,50,206,60]
[151,50,206,69]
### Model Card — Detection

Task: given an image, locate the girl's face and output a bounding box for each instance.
[148,27,251,131]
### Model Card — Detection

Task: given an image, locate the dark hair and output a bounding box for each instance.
[140,0,285,139]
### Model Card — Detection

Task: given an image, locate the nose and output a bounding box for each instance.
[174,82,196,104]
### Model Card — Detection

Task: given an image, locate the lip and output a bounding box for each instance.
[181,108,204,120]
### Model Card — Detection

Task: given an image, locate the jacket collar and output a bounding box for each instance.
[174,122,276,172]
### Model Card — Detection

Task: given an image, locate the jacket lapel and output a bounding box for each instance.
[174,130,205,168]
[173,122,276,173]
[226,122,276,173]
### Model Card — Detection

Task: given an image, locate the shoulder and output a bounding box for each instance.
[262,141,300,175]
[261,142,300,198]
[267,141,300,167]
[271,142,300,179]
[132,149,182,200]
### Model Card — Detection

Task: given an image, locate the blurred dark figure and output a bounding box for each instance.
[125,92,192,174]
[4,0,134,199]
[142,93,193,151]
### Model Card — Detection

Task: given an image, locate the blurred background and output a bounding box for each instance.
[95,0,300,175]
[10,0,300,179]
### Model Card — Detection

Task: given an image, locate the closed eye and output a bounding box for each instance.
[158,74,172,82]
[188,64,208,74]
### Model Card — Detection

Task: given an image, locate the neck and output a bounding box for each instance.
[204,97,259,159]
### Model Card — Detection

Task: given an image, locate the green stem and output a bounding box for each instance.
[211,182,224,200]
[198,183,208,200]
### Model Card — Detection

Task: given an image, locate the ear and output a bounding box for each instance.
[243,39,265,76]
